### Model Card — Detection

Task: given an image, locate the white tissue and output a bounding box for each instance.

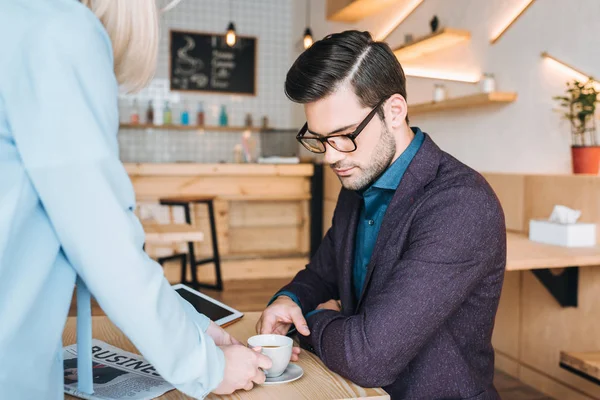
[548,205,581,224]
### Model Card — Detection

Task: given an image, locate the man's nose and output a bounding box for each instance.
[323,143,345,166]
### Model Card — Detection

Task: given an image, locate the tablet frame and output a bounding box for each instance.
[172,283,244,327]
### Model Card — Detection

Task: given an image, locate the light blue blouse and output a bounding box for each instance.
[0,1,224,398]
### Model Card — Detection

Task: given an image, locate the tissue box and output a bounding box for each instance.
[529,219,596,247]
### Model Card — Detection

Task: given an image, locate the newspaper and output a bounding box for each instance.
[63,339,174,400]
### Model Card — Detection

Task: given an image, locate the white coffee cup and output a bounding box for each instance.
[247,334,293,378]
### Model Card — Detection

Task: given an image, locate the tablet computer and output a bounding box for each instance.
[172,284,244,327]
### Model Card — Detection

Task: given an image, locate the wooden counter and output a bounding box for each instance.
[507,232,600,271]
[127,163,315,283]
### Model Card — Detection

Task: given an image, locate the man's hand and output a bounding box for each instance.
[206,321,242,346]
[212,345,272,394]
[316,299,341,312]
[256,296,310,336]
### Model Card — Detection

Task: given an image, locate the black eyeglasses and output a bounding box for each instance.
[296,98,387,154]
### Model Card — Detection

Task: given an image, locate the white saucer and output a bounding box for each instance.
[262,364,304,385]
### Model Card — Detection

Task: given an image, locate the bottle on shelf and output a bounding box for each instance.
[163,101,172,125]
[130,99,140,124]
[245,113,253,127]
[154,99,164,126]
[181,101,190,126]
[219,105,228,127]
[146,100,154,125]
[196,102,205,126]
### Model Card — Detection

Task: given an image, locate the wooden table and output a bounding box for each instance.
[63,313,389,400]
[506,232,600,271]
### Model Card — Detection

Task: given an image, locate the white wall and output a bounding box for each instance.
[300,0,600,173]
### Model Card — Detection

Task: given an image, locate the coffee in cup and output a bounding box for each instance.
[247,334,293,378]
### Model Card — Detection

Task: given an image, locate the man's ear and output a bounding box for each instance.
[385,93,408,129]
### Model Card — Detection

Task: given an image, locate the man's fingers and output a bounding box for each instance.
[290,346,301,362]
[290,308,310,336]
[259,313,278,334]
[255,318,262,334]
[274,323,290,336]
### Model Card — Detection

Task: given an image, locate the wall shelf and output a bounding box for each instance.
[393,28,471,61]
[410,92,517,116]
[326,0,397,22]
[119,123,263,133]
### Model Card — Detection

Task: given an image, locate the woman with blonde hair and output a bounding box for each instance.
[0,1,289,398]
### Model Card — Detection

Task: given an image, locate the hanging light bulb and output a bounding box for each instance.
[303,27,313,49]
[225,0,236,47]
[226,22,236,47]
[302,0,313,49]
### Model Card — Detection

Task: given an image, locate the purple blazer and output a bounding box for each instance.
[279,133,506,399]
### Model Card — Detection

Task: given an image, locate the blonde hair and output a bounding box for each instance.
[82,0,159,92]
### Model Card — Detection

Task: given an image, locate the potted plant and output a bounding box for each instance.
[554,78,600,174]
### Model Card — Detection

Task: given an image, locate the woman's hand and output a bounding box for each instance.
[206,321,242,346]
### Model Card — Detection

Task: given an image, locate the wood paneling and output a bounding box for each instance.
[162,256,307,283]
[519,268,600,398]
[129,163,312,281]
[492,271,522,360]
[518,364,596,400]
[524,175,600,241]
[482,173,526,232]
[229,201,304,228]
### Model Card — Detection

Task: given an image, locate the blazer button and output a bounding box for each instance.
[368,219,374,226]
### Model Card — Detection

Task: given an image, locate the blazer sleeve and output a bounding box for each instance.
[274,191,345,313]
[5,12,224,399]
[302,184,506,388]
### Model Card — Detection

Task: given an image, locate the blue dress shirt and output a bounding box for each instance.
[0,1,223,398]
[353,128,424,299]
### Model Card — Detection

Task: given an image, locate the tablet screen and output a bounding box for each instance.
[175,288,234,322]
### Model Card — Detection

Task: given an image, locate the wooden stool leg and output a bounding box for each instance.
[183,203,199,287]
[207,200,223,291]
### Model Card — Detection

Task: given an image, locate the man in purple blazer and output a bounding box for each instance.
[256,30,506,399]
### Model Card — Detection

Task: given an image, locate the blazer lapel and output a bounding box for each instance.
[337,190,362,315]
[355,134,442,310]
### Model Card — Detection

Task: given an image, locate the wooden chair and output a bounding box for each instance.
[159,195,224,291]
[142,222,205,284]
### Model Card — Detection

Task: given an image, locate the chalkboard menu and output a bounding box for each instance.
[169,30,257,95]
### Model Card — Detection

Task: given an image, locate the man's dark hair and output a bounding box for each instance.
[285,30,409,123]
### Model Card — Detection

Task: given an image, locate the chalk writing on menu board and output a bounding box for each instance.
[169,30,257,95]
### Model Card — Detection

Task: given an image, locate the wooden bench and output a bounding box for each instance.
[143,223,204,244]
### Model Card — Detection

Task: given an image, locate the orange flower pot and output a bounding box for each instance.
[572,146,600,174]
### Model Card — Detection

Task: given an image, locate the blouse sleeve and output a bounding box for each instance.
[4,8,223,398]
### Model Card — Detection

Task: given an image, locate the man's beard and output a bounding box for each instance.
[332,125,396,191]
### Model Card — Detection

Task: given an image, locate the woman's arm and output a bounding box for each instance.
[5,9,223,399]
